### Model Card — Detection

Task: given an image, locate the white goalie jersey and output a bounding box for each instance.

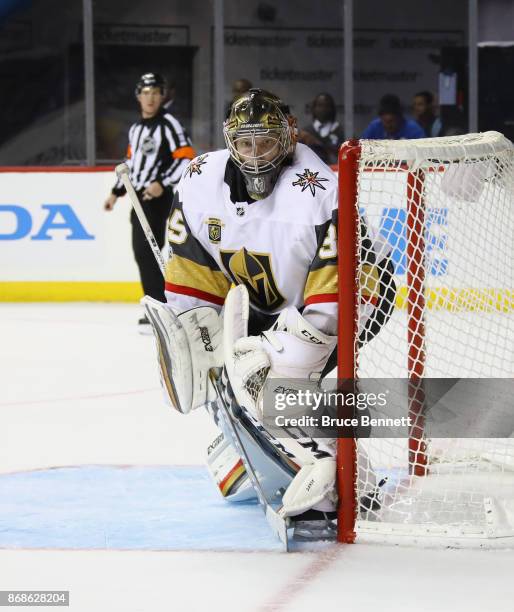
[164,142,394,340]
[165,143,341,333]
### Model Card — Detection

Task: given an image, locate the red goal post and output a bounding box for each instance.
[336,132,514,547]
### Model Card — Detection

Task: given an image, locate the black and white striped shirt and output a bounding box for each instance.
[112,109,195,196]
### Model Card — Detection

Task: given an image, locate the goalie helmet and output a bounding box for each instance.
[135,72,167,96]
[223,88,297,200]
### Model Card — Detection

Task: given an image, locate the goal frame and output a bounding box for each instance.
[336,132,514,546]
[337,139,454,543]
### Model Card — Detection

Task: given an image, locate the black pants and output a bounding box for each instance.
[130,190,172,303]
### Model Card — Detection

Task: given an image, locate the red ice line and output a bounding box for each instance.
[259,545,341,611]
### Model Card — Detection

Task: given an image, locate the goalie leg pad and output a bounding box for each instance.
[206,431,256,501]
[143,296,223,413]
[222,287,338,516]
[278,457,336,518]
[222,286,270,420]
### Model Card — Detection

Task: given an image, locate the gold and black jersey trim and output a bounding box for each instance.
[165,256,230,306]
[304,211,388,306]
[168,195,222,267]
[304,264,338,305]
[304,209,338,304]
[165,195,230,305]
[308,212,338,272]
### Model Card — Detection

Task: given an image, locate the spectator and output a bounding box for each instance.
[163,79,191,133]
[412,91,443,137]
[298,93,345,165]
[232,78,253,101]
[103,72,195,333]
[362,94,425,140]
[163,79,177,113]
[225,78,253,117]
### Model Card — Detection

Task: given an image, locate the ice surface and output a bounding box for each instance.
[1,303,514,611]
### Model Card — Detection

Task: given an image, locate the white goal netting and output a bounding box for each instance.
[346,131,514,546]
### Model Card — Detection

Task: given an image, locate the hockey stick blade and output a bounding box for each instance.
[210,371,290,551]
[266,506,289,548]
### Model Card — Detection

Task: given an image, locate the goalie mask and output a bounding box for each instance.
[223,88,297,200]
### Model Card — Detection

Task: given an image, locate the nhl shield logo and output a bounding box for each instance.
[206,218,223,243]
[141,135,157,155]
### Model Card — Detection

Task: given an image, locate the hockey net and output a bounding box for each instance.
[337,132,514,547]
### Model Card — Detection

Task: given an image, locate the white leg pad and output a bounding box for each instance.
[143,296,223,413]
[206,431,256,501]
[278,457,336,518]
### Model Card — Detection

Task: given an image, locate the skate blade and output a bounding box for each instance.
[292,520,337,542]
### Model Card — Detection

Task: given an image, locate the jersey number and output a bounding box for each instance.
[168,209,188,244]
[319,224,337,259]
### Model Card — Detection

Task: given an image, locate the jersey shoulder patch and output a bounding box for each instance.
[283,144,337,198]
[272,144,337,225]
[291,167,330,196]
[184,153,210,179]
[183,149,229,181]
[177,149,229,219]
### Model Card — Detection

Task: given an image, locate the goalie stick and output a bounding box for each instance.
[116,165,291,549]
[115,163,167,276]
[210,371,290,550]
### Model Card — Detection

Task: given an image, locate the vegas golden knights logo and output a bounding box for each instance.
[206,218,223,243]
[220,248,285,311]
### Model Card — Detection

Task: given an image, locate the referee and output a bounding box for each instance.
[104,72,195,332]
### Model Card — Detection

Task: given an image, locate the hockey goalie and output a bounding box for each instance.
[143,89,396,538]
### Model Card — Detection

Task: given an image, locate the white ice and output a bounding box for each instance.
[1,303,514,612]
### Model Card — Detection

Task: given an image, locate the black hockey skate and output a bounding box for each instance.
[291,509,338,542]
[138,315,153,335]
